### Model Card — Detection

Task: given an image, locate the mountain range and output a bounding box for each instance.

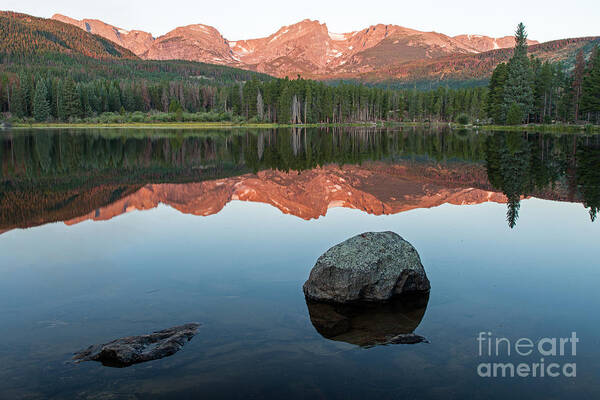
[1,10,598,85]
[51,14,548,81]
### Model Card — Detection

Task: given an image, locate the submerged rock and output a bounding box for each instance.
[303,231,430,303]
[306,292,429,347]
[73,323,200,367]
[389,333,429,344]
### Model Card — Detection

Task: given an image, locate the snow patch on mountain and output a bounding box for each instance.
[328,32,346,41]
[269,29,289,43]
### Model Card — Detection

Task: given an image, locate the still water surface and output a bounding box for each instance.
[0,127,599,399]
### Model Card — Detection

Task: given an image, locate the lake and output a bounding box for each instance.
[0,127,599,399]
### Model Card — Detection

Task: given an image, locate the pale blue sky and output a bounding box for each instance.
[4,0,599,42]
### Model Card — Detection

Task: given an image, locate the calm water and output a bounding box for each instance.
[0,127,599,399]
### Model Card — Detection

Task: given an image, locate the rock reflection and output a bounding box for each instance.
[305,293,429,347]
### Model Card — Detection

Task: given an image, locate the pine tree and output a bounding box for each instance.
[278,85,293,124]
[487,63,508,123]
[502,23,534,124]
[572,50,586,121]
[580,46,600,123]
[21,74,34,117]
[59,78,82,120]
[304,84,312,123]
[506,103,524,125]
[242,79,259,118]
[80,86,92,117]
[49,78,59,119]
[107,82,121,112]
[33,80,50,122]
[575,142,600,221]
[0,75,6,113]
[168,99,183,113]
[533,61,554,123]
[10,84,24,118]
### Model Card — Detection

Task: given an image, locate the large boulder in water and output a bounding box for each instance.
[303,232,430,303]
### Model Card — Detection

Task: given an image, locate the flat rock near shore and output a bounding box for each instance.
[73,323,200,367]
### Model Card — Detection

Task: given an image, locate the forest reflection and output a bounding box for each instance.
[1,127,598,230]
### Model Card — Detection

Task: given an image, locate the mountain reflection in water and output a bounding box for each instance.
[1,127,599,232]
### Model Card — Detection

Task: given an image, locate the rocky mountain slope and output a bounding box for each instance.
[356,36,599,84]
[227,20,499,78]
[51,13,549,81]
[3,11,595,84]
[452,34,532,53]
[141,24,239,65]
[0,11,136,59]
[52,13,154,56]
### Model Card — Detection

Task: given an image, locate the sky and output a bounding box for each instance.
[4,0,599,42]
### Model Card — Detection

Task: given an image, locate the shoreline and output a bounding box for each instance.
[473,124,600,133]
[2,121,599,133]
[5,122,378,129]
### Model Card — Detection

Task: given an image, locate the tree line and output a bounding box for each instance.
[487,23,600,125]
[1,63,596,125]
[0,24,598,125]
[0,71,490,124]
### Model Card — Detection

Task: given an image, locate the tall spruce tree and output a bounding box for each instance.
[33,80,50,122]
[21,74,34,117]
[10,84,24,118]
[59,78,82,120]
[487,63,508,123]
[580,46,600,123]
[533,61,555,123]
[502,23,534,124]
[107,82,122,113]
[572,50,586,121]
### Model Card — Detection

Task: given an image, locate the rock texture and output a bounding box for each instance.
[229,20,481,78]
[353,37,597,83]
[73,323,200,367]
[303,232,430,303]
[306,292,429,347]
[141,24,238,65]
[51,14,563,81]
[389,333,428,344]
[1,11,136,59]
[452,34,538,53]
[52,14,154,56]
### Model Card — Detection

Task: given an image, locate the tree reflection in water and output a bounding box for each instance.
[1,127,599,230]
